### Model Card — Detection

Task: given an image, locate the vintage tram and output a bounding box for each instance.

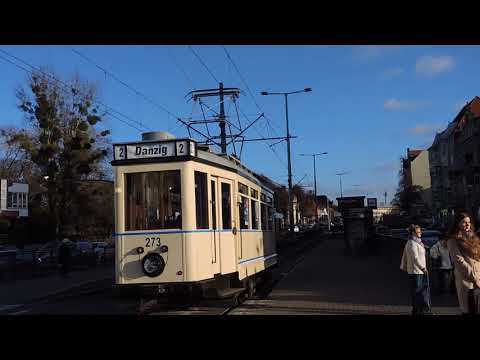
[112,131,278,299]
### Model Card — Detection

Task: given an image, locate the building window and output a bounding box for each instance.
[125,171,182,231]
[239,196,249,229]
[250,188,258,199]
[251,199,259,229]
[12,193,17,208]
[221,183,232,230]
[194,171,209,229]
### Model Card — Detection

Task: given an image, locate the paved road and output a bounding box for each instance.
[1,233,461,315]
[230,234,460,315]
[0,265,115,315]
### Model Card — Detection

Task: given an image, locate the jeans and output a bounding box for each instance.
[434,269,454,294]
[409,274,432,315]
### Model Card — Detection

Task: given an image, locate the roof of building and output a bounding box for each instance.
[408,149,423,161]
[455,96,480,132]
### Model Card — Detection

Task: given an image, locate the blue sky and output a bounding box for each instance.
[0,45,477,205]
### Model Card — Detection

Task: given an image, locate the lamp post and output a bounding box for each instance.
[261,88,312,238]
[300,152,327,223]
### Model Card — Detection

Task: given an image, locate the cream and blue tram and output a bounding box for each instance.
[112,131,278,298]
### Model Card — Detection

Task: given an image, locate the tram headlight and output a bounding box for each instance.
[141,253,166,277]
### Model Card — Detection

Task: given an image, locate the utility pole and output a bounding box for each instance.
[218,82,227,154]
[384,191,387,206]
[261,88,312,239]
[336,171,348,198]
[186,83,240,155]
[300,152,328,223]
[285,94,294,234]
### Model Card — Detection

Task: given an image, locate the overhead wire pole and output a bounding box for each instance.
[300,152,328,223]
[261,88,312,238]
[336,171,349,198]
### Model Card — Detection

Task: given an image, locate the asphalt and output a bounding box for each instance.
[230,234,461,315]
[0,265,114,312]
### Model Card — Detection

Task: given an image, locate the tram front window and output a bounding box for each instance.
[125,171,182,231]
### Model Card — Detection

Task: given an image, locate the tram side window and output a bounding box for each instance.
[239,195,249,229]
[195,171,209,229]
[267,206,273,231]
[261,203,267,230]
[251,199,259,229]
[125,171,182,231]
[221,183,232,230]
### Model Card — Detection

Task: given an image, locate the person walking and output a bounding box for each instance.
[58,238,72,278]
[430,238,454,295]
[400,224,433,315]
[447,212,480,315]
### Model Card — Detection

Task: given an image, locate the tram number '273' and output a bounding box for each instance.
[145,238,161,247]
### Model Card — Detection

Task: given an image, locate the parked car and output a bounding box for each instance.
[35,240,96,268]
[92,242,115,264]
[421,230,440,249]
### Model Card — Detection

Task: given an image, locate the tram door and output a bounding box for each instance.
[210,177,220,273]
[212,177,236,275]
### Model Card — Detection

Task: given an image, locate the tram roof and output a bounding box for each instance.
[111,138,277,195]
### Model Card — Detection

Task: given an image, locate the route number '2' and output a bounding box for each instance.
[145,238,161,247]
[118,146,125,159]
[178,143,184,154]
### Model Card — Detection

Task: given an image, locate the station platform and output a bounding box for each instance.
[230,234,460,315]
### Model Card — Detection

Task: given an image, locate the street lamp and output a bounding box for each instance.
[261,87,312,237]
[300,152,328,223]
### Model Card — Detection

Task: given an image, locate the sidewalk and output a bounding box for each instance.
[231,234,460,315]
[0,265,114,306]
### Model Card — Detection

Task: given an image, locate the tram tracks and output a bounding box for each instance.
[141,232,327,315]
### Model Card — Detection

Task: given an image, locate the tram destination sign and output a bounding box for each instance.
[114,140,196,160]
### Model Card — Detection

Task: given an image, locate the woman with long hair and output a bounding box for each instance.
[400,224,432,315]
[447,212,480,315]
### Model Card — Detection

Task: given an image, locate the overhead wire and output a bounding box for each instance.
[221,45,291,174]
[165,46,197,91]
[188,46,219,84]
[221,45,285,138]
[0,50,146,133]
[67,46,182,131]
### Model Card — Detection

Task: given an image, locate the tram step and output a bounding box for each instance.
[216,287,246,299]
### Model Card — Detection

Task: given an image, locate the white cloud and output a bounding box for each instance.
[415,56,455,77]
[352,46,401,61]
[408,123,443,136]
[384,98,431,111]
[382,67,404,79]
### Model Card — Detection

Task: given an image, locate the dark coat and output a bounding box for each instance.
[58,242,71,265]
